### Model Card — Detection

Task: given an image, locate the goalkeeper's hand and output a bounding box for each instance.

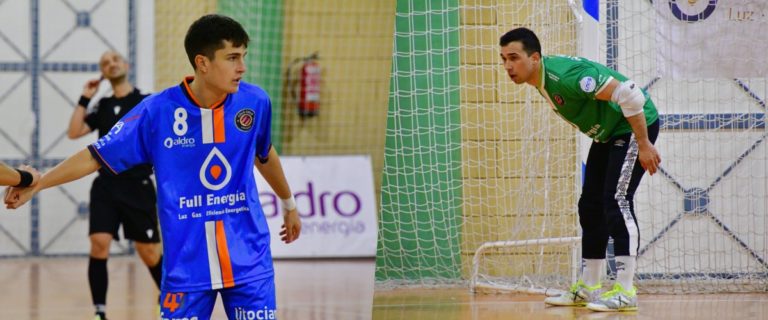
[638,140,661,175]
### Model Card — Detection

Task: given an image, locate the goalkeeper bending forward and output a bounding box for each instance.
[498,28,661,312]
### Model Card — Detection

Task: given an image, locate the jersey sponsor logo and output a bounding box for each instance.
[235,109,255,132]
[580,76,596,93]
[179,192,247,209]
[668,0,717,23]
[111,121,125,134]
[546,72,560,82]
[233,306,277,320]
[586,124,601,138]
[553,94,565,105]
[160,315,198,320]
[164,136,196,149]
[199,147,232,191]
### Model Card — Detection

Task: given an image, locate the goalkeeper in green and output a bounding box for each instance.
[499,27,661,312]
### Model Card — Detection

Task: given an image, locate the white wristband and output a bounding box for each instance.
[280,195,296,211]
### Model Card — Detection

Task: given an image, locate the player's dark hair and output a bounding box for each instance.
[184,14,250,69]
[499,27,541,56]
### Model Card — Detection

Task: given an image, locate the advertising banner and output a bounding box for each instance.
[255,155,378,258]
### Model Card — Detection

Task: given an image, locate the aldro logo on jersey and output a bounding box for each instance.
[199,107,232,191]
[165,108,196,148]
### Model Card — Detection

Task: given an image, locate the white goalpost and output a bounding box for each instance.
[471,237,582,295]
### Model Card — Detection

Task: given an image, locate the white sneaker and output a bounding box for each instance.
[544,280,602,306]
[586,283,638,312]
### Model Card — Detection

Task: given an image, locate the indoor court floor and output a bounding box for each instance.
[0,257,766,319]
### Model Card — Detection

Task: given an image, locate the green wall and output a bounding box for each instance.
[219,1,285,151]
[376,0,463,281]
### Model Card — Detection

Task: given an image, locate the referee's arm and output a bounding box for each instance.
[67,79,100,139]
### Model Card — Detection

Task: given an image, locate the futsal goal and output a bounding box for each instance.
[376,0,768,294]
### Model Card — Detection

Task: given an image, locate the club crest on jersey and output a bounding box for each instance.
[235,109,255,132]
[113,105,121,115]
[579,76,596,93]
[553,94,565,105]
[199,147,232,191]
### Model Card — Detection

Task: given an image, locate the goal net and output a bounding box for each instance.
[376,0,768,294]
[625,0,768,293]
[377,0,582,293]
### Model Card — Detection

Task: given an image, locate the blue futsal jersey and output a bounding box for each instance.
[88,77,274,291]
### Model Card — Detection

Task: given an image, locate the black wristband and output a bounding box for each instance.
[14,169,33,188]
[78,95,91,108]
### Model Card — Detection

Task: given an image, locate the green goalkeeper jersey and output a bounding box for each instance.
[536,55,658,142]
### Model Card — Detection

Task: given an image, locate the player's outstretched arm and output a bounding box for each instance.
[4,148,100,209]
[0,162,21,186]
[254,147,301,244]
[0,163,40,187]
[595,79,661,175]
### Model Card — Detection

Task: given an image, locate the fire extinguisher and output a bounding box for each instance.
[298,52,320,118]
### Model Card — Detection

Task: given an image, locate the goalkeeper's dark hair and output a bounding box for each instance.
[499,27,541,56]
[184,14,250,69]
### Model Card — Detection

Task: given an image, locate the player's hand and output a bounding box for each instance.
[3,186,13,205]
[4,184,37,209]
[638,140,661,175]
[82,78,102,99]
[280,209,301,244]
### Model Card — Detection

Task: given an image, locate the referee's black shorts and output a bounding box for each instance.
[89,175,160,243]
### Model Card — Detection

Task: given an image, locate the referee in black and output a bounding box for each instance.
[67,51,163,320]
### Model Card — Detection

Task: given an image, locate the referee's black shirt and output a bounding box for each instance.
[85,88,152,178]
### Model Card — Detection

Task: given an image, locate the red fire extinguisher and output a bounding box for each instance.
[298,53,320,118]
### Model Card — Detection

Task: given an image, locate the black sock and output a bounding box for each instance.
[148,255,163,289]
[88,257,108,309]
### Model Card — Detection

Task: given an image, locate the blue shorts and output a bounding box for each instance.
[159,276,276,320]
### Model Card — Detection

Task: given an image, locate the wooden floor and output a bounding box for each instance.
[0,257,375,319]
[374,289,768,320]
[0,257,766,319]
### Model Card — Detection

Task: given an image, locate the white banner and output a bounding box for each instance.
[655,0,768,79]
[255,155,378,258]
